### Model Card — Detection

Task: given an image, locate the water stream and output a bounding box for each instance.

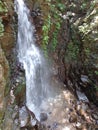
[15,0,56,119]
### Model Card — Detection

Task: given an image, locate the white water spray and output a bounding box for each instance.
[15,0,54,118]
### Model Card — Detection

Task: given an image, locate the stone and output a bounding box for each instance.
[96,120,98,125]
[0,26,10,111]
[14,119,19,126]
[19,106,29,127]
[12,111,18,119]
[30,118,37,126]
[52,122,58,129]
[92,113,98,120]
[76,90,89,102]
[40,112,48,122]
[69,114,77,123]
[76,122,82,129]
[81,75,89,83]
[3,106,14,130]
[81,103,88,112]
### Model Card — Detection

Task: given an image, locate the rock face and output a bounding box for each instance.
[0,45,9,124]
[0,0,15,127]
[0,0,15,56]
[62,0,98,105]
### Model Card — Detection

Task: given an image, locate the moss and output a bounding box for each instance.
[0,0,8,37]
[0,1,8,13]
[41,0,64,56]
[14,83,25,95]
[14,81,26,105]
[66,41,79,61]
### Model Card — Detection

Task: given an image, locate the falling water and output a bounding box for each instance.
[14,0,54,118]
[14,1,83,129]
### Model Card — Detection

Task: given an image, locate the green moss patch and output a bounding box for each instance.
[0,1,8,13]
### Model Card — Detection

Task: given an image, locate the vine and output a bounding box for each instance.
[42,14,51,56]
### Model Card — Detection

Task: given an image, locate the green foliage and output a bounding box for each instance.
[66,41,79,61]
[84,47,90,58]
[42,14,51,56]
[50,2,63,51]
[95,70,98,75]
[78,0,98,65]
[0,1,8,13]
[57,3,65,11]
[51,22,61,51]
[80,0,88,11]
[14,83,25,95]
[42,0,64,56]
[79,23,91,36]
[0,1,8,37]
[66,25,80,61]
[94,84,98,91]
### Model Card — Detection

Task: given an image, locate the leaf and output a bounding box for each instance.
[95,71,98,75]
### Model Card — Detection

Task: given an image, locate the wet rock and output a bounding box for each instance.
[52,122,58,129]
[92,113,98,120]
[14,105,19,111]
[30,118,37,126]
[76,90,89,102]
[16,79,20,83]
[81,75,89,83]
[19,106,30,127]
[81,102,88,112]
[14,79,26,106]
[12,111,18,119]
[40,112,48,122]
[96,120,98,125]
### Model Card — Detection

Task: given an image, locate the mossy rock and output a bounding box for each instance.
[14,83,26,106]
[0,1,8,14]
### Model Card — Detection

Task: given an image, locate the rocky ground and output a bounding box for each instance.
[2,66,98,130]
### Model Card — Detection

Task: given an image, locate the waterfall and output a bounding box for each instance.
[15,0,54,118]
